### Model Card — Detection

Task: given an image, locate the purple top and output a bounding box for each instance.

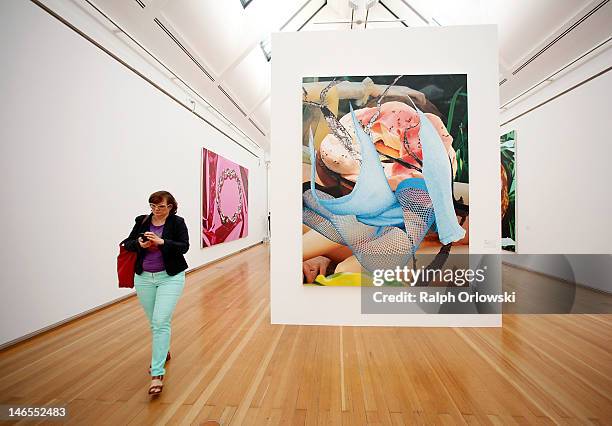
[142,223,165,272]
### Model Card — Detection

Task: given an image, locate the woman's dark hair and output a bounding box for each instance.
[149,190,178,215]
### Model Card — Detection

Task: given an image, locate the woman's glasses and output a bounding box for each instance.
[150,203,170,210]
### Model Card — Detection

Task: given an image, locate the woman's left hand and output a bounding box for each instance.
[144,232,164,245]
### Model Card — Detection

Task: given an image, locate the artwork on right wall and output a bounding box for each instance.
[500,130,516,252]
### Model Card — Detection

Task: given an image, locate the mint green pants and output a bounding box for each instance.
[134,270,185,376]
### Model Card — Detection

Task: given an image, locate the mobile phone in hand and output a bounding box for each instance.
[138,232,149,242]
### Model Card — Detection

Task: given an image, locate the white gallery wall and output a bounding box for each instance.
[501,50,612,254]
[500,47,612,293]
[0,1,267,346]
[271,26,501,327]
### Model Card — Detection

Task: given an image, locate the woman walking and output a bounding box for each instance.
[122,190,189,395]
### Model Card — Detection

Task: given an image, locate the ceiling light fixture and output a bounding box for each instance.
[349,0,378,28]
[313,0,411,28]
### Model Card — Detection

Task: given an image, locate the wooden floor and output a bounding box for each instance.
[1,244,611,425]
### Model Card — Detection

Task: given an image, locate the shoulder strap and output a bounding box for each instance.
[139,214,150,229]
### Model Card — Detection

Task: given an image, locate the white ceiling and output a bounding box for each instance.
[86,0,612,152]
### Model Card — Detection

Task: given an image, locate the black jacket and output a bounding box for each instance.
[123,214,189,276]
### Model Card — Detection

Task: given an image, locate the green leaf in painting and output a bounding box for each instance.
[446,86,464,132]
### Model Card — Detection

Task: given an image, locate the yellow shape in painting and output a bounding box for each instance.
[314,272,373,287]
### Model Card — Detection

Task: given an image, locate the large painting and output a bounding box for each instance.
[500,130,516,252]
[201,148,248,247]
[302,75,469,285]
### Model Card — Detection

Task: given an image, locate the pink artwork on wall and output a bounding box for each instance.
[201,148,248,247]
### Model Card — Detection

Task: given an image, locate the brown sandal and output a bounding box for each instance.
[148,375,164,395]
[148,351,171,373]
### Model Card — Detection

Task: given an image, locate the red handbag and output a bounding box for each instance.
[117,244,137,288]
[117,215,148,288]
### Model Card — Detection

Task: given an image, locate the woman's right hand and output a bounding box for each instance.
[139,238,153,248]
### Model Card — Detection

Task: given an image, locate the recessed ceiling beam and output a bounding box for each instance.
[279,0,314,31]
[398,0,428,24]
[379,1,408,27]
[298,1,328,31]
